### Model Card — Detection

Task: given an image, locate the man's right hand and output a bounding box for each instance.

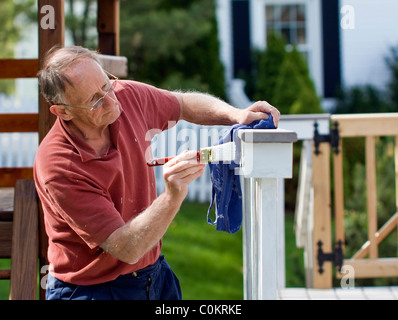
[162,150,206,201]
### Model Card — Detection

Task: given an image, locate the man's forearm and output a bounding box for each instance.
[101,191,182,264]
[175,92,242,126]
[174,91,280,127]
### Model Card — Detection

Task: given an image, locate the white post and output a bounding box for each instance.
[239,128,297,300]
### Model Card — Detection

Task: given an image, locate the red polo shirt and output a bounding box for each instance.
[34,80,180,285]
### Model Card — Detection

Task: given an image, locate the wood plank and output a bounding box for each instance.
[9,180,39,300]
[333,139,345,249]
[395,136,398,210]
[98,54,128,77]
[0,59,38,79]
[0,270,11,279]
[0,188,14,213]
[0,113,38,133]
[98,0,120,55]
[0,168,33,188]
[38,0,64,142]
[332,113,398,137]
[279,287,398,300]
[366,136,378,259]
[353,212,398,259]
[312,142,332,288]
[0,221,13,258]
[363,286,398,300]
[339,258,398,278]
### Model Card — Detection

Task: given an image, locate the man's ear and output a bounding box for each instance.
[49,104,74,121]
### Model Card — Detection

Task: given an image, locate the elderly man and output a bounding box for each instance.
[34,46,280,300]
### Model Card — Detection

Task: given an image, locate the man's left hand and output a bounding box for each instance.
[236,101,280,127]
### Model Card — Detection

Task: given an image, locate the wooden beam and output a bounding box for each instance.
[0,113,38,133]
[38,0,65,142]
[0,168,34,188]
[0,270,11,280]
[0,221,13,258]
[333,139,345,250]
[312,142,332,288]
[332,113,398,137]
[0,59,39,79]
[338,258,398,279]
[9,180,39,300]
[395,136,398,211]
[366,136,378,259]
[98,54,127,77]
[353,212,398,259]
[97,0,120,55]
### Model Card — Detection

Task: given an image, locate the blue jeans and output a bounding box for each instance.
[46,255,182,300]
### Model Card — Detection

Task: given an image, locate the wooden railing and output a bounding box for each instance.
[332,113,398,280]
[296,113,398,288]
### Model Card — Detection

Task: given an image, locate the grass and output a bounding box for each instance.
[0,201,305,300]
[162,201,244,299]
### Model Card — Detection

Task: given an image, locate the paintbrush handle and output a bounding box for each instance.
[146,156,175,166]
[146,151,201,166]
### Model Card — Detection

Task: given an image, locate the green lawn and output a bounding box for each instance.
[162,201,244,299]
[0,201,305,300]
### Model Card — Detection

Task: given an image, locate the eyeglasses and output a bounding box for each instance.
[60,71,118,111]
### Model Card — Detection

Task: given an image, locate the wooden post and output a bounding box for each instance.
[333,140,345,247]
[395,136,398,212]
[9,180,39,300]
[38,0,65,300]
[38,0,65,142]
[366,136,378,259]
[98,0,120,55]
[312,142,332,288]
[239,129,297,300]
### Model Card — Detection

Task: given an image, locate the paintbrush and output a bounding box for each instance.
[146,142,236,166]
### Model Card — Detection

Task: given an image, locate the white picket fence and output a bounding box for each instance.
[150,120,229,202]
[0,122,227,203]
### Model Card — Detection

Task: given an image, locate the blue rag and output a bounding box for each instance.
[207,115,276,233]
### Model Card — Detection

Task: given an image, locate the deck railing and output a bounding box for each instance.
[295,113,398,288]
[239,128,297,300]
[332,114,398,281]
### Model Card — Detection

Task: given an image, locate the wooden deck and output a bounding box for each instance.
[0,188,14,213]
[278,286,398,300]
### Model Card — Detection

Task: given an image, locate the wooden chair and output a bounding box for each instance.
[0,180,39,300]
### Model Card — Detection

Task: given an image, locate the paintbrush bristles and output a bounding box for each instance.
[199,142,236,162]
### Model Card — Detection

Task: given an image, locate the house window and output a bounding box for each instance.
[266,4,306,45]
[251,0,323,96]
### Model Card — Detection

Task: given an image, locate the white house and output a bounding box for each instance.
[216,0,398,109]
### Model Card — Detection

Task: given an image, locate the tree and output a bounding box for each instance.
[332,85,391,114]
[271,47,322,114]
[0,0,35,95]
[247,34,322,114]
[253,32,286,102]
[65,0,97,49]
[119,0,225,99]
[385,46,398,111]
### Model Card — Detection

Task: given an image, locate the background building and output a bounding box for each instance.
[216,0,398,109]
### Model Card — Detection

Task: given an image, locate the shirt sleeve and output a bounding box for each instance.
[116,80,180,132]
[45,175,125,250]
